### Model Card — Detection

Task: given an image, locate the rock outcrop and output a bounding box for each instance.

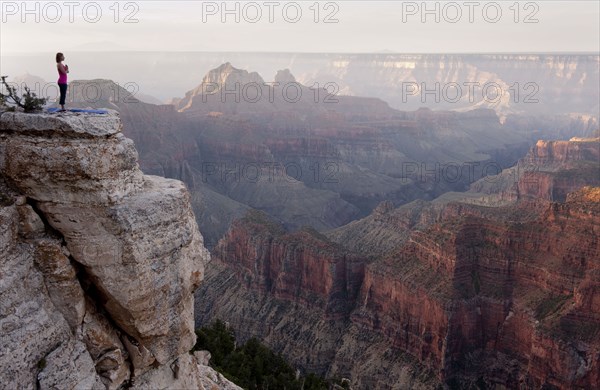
[0,111,238,389]
[469,137,600,203]
[173,63,398,119]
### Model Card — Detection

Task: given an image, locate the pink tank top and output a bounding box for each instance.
[58,64,67,84]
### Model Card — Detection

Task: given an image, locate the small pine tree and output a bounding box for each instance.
[0,76,47,113]
[193,320,332,389]
[0,86,10,111]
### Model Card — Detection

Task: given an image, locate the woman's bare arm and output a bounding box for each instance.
[57,63,68,74]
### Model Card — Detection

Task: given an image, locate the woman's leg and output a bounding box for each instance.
[58,83,67,109]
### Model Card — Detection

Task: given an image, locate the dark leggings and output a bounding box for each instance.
[58,83,67,105]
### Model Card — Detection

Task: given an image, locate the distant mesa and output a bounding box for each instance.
[200,62,265,91]
[172,62,397,118]
[174,62,266,113]
[274,69,297,84]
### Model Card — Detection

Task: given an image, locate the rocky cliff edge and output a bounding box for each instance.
[0,111,239,389]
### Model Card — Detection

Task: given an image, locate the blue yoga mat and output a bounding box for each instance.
[47,108,108,114]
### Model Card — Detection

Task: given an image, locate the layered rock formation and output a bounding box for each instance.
[0,111,239,389]
[469,137,600,203]
[195,211,369,376]
[296,53,600,115]
[173,62,398,119]
[348,195,600,388]
[213,210,367,318]
[196,136,600,388]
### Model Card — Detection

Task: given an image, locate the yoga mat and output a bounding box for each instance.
[47,108,108,114]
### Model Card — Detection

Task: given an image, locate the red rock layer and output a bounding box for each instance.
[516,139,600,201]
[213,211,367,318]
[354,192,599,387]
[206,187,599,388]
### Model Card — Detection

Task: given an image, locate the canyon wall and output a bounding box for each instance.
[469,137,600,203]
[197,188,600,388]
[196,136,600,388]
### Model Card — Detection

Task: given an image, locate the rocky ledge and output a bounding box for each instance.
[0,111,237,389]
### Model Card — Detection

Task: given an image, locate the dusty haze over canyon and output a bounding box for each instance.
[3,52,599,115]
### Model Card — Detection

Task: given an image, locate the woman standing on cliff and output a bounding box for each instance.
[56,52,69,111]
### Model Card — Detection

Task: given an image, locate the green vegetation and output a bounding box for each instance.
[0,191,13,207]
[0,76,47,113]
[471,270,481,295]
[193,320,347,390]
[37,357,47,370]
[299,226,331,243]
[558,318,600,341]
[535,294,572,320]
[242,209,286,236]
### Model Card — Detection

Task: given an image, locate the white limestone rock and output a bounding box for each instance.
[81,298,131,389]
[37,338,103,390]
[36,176,208,367]
[0,110,122,138]
[16,203,45,238]
[0,204,101,389]
[196,360,244,390]
[131,352,243,390]
[1,131,144,204]
[1,110,211,387]
[33,238,86,329]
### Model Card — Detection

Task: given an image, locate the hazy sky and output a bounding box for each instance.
[1,0,599,53]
